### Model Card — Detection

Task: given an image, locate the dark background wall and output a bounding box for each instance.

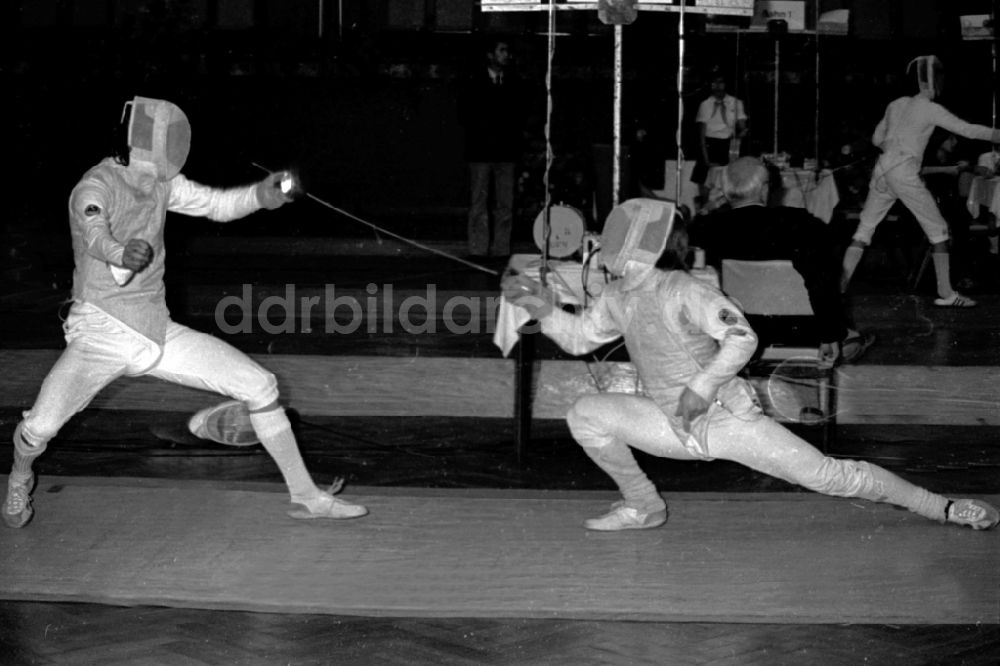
[4,0,999,238]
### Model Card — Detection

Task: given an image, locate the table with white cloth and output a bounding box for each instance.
[966,175,1000,218]
[494,254,719,459]
[965,175,1000,255]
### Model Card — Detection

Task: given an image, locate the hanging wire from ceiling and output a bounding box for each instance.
[674,1,686,205]
[540,0,557,287]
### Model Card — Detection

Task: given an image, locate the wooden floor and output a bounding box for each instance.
[5,478,994,625]
[2,219,1000,664]
[2,602,997,666]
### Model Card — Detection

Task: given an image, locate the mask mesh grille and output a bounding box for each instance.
[130,104,154,151]
[165,120,191,173]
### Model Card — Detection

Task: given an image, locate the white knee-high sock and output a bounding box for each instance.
[249,408,322,504]
[580,443,664,512]
[10,423,45,483]
[931,251,954,298]
[841,245,865,293]
[811,458,948,522]
[569,407,664,512]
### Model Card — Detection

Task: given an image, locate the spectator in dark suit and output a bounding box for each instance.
[458,37,526,259]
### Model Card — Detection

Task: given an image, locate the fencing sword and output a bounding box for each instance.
[251,162,499,276]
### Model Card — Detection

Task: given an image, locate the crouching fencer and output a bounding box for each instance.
[3,96,367,528]
[502,198,998,532]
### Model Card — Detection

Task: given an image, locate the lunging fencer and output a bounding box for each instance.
[3,96,368,528]
[502,198,998,532]
[840,55,1000,307]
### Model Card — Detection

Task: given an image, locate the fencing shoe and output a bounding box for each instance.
[188,400,260,447]
[288,487,369,520]
[945,499,999,531]
[3,473,35,529]
[584,500,667,531]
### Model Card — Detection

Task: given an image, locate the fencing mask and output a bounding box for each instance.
[907,55,943,100]
[122,96,191,181]
[599,198,675,287]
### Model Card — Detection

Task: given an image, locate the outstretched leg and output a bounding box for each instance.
[151,323,367,520]
[890,162,975,305]
[708,411,997,530]
[248,401,366,519]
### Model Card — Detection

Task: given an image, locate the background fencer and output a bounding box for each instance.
[502,198,998,532]
[840,55,1000,308]
[3,96,368,528]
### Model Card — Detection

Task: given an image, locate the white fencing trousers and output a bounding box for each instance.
[20,302,279,447]
[566,392,948,522]
[853,155,950,245]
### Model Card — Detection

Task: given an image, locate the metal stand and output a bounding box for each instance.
[513,325,536,466]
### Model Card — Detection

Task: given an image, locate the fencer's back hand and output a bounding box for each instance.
[257,171,292,210]
[122,239,153,272]
[501,273,555,319]
[675,387,711,433]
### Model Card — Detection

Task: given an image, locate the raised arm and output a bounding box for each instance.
[501,273,620,356]
[167,172,291,222]
[929,102,1000,144]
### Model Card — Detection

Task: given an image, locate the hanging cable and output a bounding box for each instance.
[993,7,998,133]
[815,1,821,167]
[540,0,557,288]
[613,24,623,207]
[675,0,686,205]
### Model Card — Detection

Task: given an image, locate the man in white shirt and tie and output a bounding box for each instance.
[694,74,748,198]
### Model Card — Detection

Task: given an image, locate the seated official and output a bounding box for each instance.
[689,157,875,366]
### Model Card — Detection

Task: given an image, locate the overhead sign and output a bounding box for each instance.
[751,0,806,31]
[482,1,754,16]
[817,9,848,36]
[960,14,993,41]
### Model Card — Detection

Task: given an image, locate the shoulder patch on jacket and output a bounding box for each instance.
[718,308,739,326]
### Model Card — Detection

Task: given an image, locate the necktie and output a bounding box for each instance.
[714,99,728,129]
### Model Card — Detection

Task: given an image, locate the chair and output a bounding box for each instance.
[720,259,837,451]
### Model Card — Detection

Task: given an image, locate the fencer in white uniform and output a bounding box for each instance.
[3,96,368,528]
[502,198,998,532]
[841,55,1000,307]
